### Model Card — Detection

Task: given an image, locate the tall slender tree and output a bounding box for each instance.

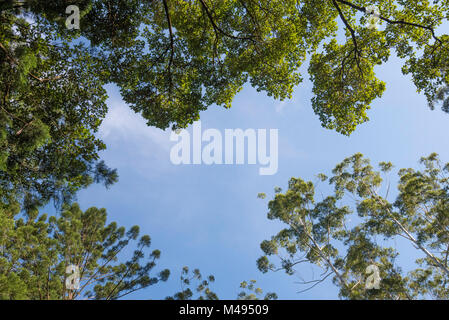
[258,153,449,299]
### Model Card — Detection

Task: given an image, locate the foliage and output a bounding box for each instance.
[2,0,449,208]
[0,202,169,299]
[2,0,449,300]
[166,266,218,300]
[0,5,117,209]
[166,267,277,300]
[258,153,449,299]
[237,279,278,300]
[2,0,449,133]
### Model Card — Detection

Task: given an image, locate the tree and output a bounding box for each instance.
[166,267,277,300]
[1,4,117,210]
[237,279,278,300]
[258,153,449,299]
[166,266,219,300]
[3,0,449,133]
[429,84,449,113]
[2,0,449,209]
[0,202,169,299]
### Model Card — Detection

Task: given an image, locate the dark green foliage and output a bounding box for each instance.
[2,0,449,133]
[1,7,117,209]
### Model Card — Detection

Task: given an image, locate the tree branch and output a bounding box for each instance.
[335,0,443,44]
[331,0,363,76]
[198,0,253,41]
[296,272,333,294]
[290,218,349,291]
[1,42,62,82]
[370,189,449,277]
[162,0,174,84]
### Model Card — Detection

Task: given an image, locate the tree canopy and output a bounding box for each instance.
[2,0,449,209]
[2,0,449,301]
[0,202,274,300]
[258,153,449,299]
[3,0,449,132]
[1,3,117,210]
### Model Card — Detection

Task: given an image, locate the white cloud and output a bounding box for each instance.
[97,98,178,178]
[275,101,287,113]
[99,100,171,151]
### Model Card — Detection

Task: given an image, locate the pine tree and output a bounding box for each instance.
[0,202,169,299]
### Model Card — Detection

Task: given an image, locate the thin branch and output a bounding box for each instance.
[76,241,129,295]
[198,0,253,41]
[104,243,147,300]
[28,73,62,82]
[15,119,34,135]
[335,0,443,44]
[1,41,62,82]
[331,0,363,76]
[162,0,175,93]
[290,218,349,290]
[270,259,309,272]
[296,272,333,294]
[369,189,449,277]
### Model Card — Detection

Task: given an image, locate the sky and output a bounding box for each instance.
[48,24,449,299]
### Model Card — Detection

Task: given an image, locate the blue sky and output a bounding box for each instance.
[52,24,449,299]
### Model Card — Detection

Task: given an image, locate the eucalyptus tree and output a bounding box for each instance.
[237,280,278,300]
[258,153,449,299]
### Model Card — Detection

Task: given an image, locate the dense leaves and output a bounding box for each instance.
[0,6,117,209]
[2,0,449,134]
[2,0,449,208]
